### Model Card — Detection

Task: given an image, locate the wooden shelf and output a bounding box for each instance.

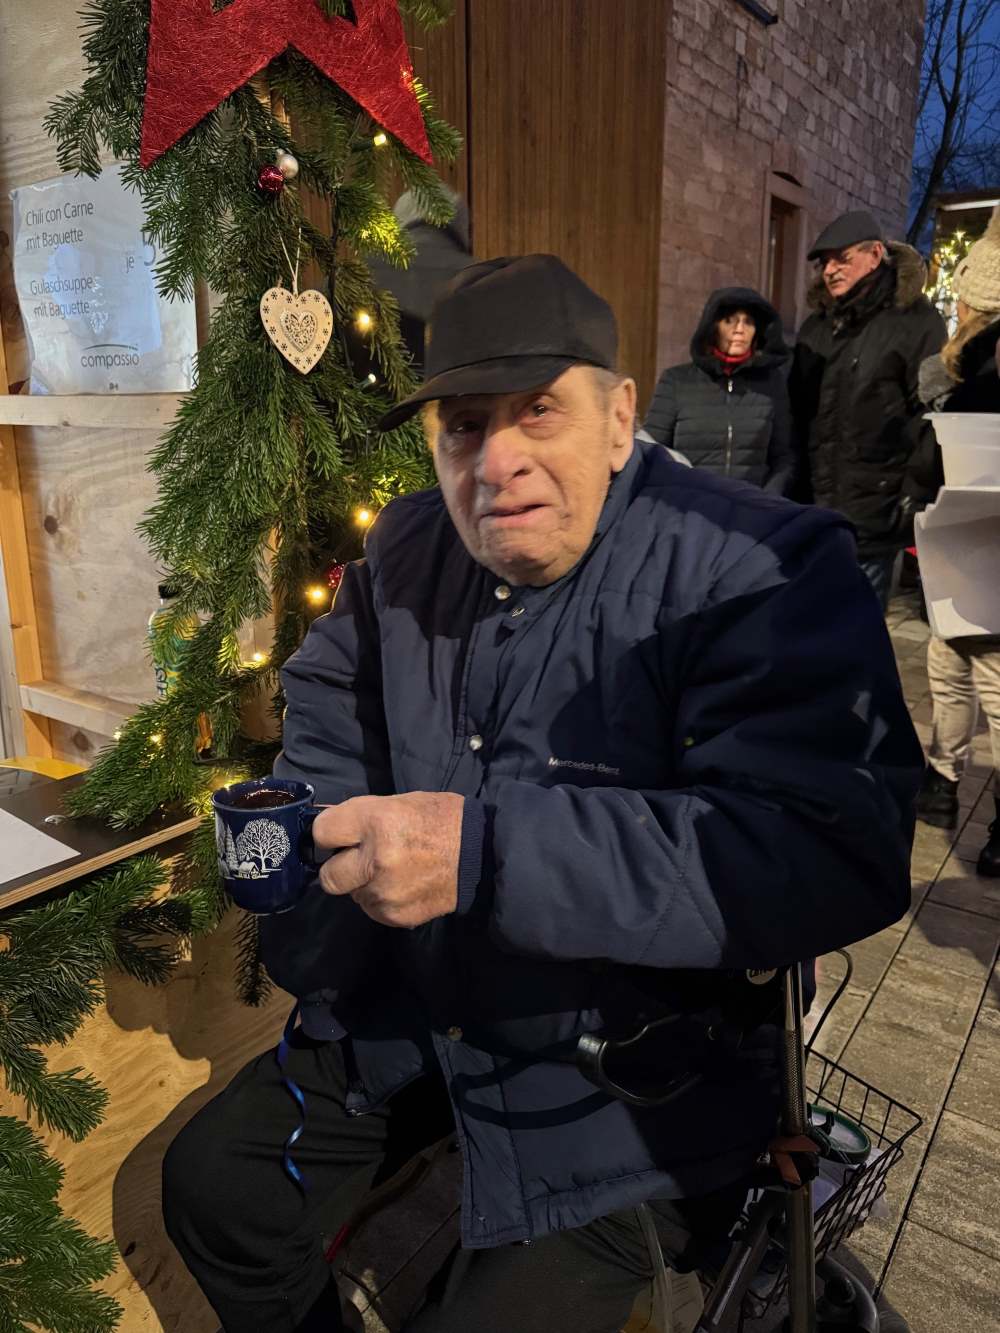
[0,393,186,430]
[0,773,199,911]
[19,679,137,737]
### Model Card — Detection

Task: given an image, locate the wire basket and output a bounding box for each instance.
[743,1048,923,1317]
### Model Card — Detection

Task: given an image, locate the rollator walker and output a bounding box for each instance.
[333,952,919,1332]
[578,953,920,1333]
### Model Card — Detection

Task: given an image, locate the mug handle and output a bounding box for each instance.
[299,804,322,869]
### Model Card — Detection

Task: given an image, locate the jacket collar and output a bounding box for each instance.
[829,262,897,336]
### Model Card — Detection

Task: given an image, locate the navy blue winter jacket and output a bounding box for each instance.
[263,439,921,1250]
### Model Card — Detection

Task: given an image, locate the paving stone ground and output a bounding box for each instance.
[803,589,1000,1333]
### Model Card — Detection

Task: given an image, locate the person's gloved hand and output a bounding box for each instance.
[314,792,464,927]
[917,352,954,411]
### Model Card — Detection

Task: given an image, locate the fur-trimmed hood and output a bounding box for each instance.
[807,241,928,313]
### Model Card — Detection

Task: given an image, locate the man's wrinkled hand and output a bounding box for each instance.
[315,792,464,928]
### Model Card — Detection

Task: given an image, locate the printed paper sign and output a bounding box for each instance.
[10,165,196,394]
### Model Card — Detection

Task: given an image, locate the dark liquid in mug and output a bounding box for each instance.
[227,788,298,810]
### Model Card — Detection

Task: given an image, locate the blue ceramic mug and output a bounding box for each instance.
[212,776,319,914]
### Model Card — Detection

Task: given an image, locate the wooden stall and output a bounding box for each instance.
[0,3,670,1327]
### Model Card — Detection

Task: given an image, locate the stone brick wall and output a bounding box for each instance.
[652,0,925,385]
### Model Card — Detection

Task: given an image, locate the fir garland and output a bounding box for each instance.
[0,856,222,1331]
[41,0,460,992]
[0,1117,121,1333]
[44,0,459,838]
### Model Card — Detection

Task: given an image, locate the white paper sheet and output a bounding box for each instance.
[914,486,1000,638]
[0,807,78,881]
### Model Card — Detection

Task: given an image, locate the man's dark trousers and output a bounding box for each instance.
[163,1031,748,1332]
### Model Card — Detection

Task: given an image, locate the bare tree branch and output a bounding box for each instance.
[909,0,1000,245]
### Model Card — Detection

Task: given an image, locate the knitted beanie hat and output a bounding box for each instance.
[953,206,1000,314]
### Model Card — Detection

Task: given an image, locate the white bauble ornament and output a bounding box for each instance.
[275,151,300,181]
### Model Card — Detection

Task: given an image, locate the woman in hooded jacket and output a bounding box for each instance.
[643,288,794,494]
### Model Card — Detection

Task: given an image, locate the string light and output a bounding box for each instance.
[367,373,377,384]
[373,132,388,147]
[355,506,379,528]
[149,733,164,747]
[306,584,329,605]
[355,309,373,333]
[113,728,122,741]
[251,651,268,664]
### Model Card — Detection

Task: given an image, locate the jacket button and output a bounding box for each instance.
[446,1025,463,1042]
[494,584,511,601]
[468,734,483,751]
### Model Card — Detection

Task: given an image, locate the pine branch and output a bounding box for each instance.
[0,1116,122,1333]
[234,911,273,1007]
[0,857,208,1137]
[399,0,455,28]
[0,1051,109,1143]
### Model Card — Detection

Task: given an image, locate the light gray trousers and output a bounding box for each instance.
[927,635,1000,796]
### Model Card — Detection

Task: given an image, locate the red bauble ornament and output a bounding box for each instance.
[140,0,431,168]
[257,163,285,194]
[327,562,346,594]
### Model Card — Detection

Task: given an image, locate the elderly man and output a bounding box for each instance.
[790,210,946,610]
[164,256,922,1332]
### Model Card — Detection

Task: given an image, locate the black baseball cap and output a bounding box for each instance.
[377,254,618,431]
[807,210,884,262]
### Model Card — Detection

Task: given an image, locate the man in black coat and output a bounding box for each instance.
[790,210,947,609]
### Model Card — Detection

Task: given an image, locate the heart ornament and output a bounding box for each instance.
[260,287,333,374]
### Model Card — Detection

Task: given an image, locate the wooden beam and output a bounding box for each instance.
[18,679,135,738]
[0,537,27,757]
[0,392,185,430]
[0,328,52,757]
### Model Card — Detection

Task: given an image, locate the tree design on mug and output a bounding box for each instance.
[235,819,291,876]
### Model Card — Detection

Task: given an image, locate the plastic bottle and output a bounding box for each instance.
[148,583,192,698]
[148,584,213,755]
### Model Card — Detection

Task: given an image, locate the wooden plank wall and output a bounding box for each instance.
[410,0,668,407]
[0,0,163,766]
[405,4,470,202]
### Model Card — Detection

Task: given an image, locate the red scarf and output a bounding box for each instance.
[710,345,754,374]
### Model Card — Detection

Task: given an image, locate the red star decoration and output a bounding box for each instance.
[140,0,431,168]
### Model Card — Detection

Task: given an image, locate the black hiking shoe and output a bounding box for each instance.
[915,766,959,830]
[977,798,1000,878]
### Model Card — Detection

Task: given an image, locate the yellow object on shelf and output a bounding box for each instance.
[0,755,86,778]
